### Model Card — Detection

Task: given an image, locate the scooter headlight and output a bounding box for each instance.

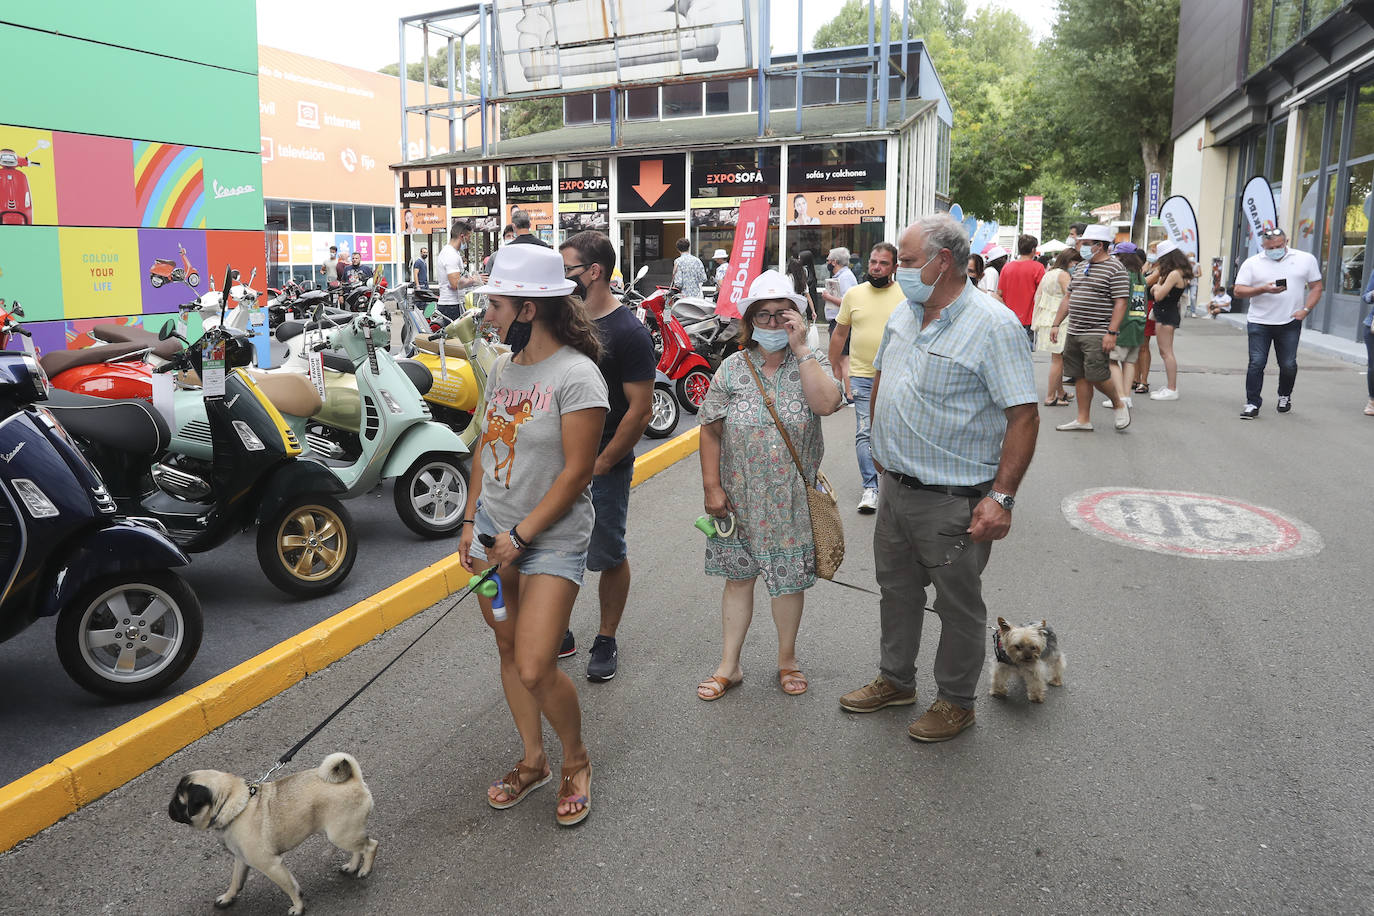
[11,478,58,518]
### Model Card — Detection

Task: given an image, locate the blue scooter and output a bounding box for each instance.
[0,320,202,700]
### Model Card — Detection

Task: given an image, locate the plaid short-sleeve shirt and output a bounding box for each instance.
[871,281,1038,486]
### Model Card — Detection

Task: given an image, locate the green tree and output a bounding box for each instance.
[1030,0,1180,238]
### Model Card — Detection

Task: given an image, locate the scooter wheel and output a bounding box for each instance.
[187,272,200,288]
[150,275,165,288]
[676,367,713,414]
[394,452,469,538]
[257,494,357,597]
[55,572,202,701]
[644,381,680,439]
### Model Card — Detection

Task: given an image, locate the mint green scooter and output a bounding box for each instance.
[263,311,470,538]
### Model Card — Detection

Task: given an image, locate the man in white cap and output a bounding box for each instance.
[710,248,729,301]
[1048,223,1131,431]
[1231,226,1322,418]
[980,245,1009,302]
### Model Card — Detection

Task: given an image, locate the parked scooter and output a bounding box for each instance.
[672,295,738,371]
[148,243,201,289]
[0,140,47,225]
[42,316,357,597]
[633,282,715,413]
[257,309,470,538]
[1,330,203,699]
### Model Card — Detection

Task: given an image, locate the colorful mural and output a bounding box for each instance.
[134,141,206,228]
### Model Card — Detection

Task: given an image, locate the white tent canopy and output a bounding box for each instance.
[1039,238,1068,253]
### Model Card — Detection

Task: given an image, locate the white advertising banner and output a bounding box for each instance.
[1159,195,1200,262]
[1023,196,1043,241]
[1241,175,1279,258]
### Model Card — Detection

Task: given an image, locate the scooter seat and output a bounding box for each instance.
[247,370,323,417]
[322,351,355,373]
[153,258,175,267]
[45,389,170,455]
[414,336,468,359]
[275,316,348,342]
[90,323,183,359]
[39,342,149,378]
[397,359,433,395]
[297,290,329,304]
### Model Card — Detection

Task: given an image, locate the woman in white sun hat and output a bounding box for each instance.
[459,243,608,827]
[696,269,844,702]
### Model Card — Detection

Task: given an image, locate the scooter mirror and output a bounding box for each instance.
[159,319,176,341]
[11,303,22,318]
[634,266,649,282]
[34,139,50,150]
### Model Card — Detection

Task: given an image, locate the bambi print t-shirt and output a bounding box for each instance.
[477,345,609,552]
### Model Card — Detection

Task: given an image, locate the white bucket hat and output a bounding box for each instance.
[712,249,728,259]
[737,269,808,312]
[983,245,1009,261]
[1155,240,1179,257]
[470,244,575,297]
[1081,224,1115,243]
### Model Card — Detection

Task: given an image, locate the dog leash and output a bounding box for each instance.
[252,564,501,788]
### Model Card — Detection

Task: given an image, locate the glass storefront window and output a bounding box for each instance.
[374,206,393,234]
[1301,99,1325,174]
[1295,174,1320,255]
[1320,175,1338,270]
[626,87,658,120]
[705,79,749,115]
[1255,132,1268,180]
[1337,159,1374,294]
[266,199,288,227]
[1351,82,1374,161]
[333,206,352,233]
[312,203,332,232]
[565,93,594,125]
[289,201,311,232]
[1326,97,1345,168]
[1269,119,1287,183]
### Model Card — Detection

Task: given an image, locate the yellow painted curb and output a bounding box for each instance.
[632,425,700,487]
[0,426,703,854]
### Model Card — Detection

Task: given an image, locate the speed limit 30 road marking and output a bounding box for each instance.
[1062,488,1323,560]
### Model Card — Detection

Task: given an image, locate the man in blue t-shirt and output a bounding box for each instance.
[411,246,429,288]
[559,230,657,682]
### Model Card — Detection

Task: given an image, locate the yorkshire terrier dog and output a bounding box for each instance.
[990,617,1065,703]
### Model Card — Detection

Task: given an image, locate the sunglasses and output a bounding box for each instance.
[916,529,972,569]
[1260,227,1285,239]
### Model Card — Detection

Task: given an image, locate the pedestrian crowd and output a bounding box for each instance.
[435,204,1352,828]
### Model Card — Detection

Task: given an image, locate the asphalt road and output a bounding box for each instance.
[0,423,692,786]
[1,320,1371,913]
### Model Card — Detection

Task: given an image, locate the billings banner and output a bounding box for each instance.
[1241,175,1278,257]
[718,196,770,319]
[1159,195,1199,261]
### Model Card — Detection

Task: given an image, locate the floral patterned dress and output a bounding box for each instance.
[699,348,839,596]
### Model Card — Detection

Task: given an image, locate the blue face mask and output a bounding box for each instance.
[1265,246,1286,261]
[752,328,790,352]
[896,255,944,305]
[1079,245,1095,261]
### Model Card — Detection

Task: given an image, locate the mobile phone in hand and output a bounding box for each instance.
[1274,278,1288,289]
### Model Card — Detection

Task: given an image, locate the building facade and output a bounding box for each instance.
[0,1,265,354]
[394,40,952,291]
[1172,0,1374,340]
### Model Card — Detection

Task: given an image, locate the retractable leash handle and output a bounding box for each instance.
[474,533,507,621]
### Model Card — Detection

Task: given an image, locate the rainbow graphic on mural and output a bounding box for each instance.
[134,142,206,228]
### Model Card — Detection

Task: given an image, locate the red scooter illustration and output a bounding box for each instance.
[628,280,715,413]
[0,140,48,225]
[148,244,201,289]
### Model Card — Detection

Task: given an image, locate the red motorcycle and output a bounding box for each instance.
[0,140,47,225]
[629,282,715,413]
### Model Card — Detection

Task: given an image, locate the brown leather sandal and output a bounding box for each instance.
[697,674,742,701]
[488,762,552,810]
[778,668,808,695]
[555,760,592,827]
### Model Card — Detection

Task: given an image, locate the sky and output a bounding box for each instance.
[254,0,1057,74]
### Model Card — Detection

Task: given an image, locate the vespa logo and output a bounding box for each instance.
[212,180,256,199]
[1,442,24,463]
[226,394,241,409]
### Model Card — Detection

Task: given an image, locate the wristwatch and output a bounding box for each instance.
[988,490,1015,511]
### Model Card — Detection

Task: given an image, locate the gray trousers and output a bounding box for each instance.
[874,475,992,709]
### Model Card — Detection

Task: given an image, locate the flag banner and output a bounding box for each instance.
[1159,195,1199,262]
[1241,175,1278,257]
[718,196,771,319]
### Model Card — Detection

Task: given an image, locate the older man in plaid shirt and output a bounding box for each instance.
[839,214,1039,743]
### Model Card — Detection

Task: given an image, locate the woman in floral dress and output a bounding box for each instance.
[696,271,844,701]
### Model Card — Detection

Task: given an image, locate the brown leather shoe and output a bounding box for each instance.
[907,699,975,742]
[839,676,917,713]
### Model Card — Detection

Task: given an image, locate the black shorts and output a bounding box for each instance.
[1153,303,1181,327]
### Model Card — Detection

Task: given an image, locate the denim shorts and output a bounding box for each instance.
[469,502,587,587]
[587,459,633,572]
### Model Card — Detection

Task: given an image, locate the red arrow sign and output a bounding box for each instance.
[632,159,671,207]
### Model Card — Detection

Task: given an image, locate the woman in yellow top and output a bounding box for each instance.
[1031,247,1082,405]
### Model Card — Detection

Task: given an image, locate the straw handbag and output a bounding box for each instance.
[743,356,845,579]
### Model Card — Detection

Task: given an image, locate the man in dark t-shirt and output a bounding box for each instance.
[411,246,429,288]
[559,230,656,681]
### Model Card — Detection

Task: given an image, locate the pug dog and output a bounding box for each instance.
[168,752,378,914]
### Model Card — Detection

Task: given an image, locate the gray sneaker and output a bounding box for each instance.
[839,676,917,713]
[586,635,617,682]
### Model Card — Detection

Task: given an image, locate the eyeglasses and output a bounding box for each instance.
[563,263,590,277]
[753,310,795,327]
[916,529,971,569]
[1260,227,1285,239]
